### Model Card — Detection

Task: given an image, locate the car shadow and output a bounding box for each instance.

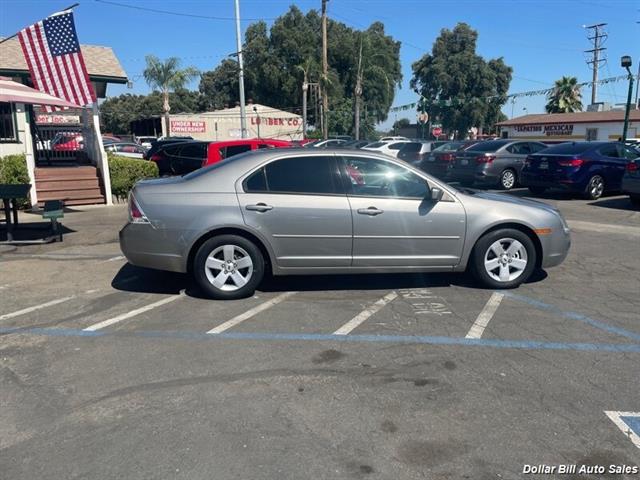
[111,263,548,299]
[588,197,638,211]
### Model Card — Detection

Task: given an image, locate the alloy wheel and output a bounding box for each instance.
[483,238,528,283]
[588,175,604,199]
[204,244,254,291]
[500,170,516,190]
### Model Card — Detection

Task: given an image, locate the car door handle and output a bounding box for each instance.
[357,207,384,216]
[246,203,273,212]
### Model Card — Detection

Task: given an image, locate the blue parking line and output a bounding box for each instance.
[2,326,640,353]
[501,291,640,342]
[621,416,640,437]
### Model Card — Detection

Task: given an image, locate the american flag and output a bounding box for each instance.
[18,11,96,112]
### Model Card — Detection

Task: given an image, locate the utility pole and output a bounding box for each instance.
[584,23,607,106]
[234,0,247,138]
[321,0,329,139]
[354,35,363,140]
[302,74,308,140]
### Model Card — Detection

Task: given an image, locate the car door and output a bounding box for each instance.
[503,142,532,175]
[339,155,466,267]
[237,154,352,268]
[176,143,207,174]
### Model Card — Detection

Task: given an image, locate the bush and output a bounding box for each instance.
[0,154,30,208]
[108,154,159,200]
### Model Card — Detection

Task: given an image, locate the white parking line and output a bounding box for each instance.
[83,292,184,332]
[604,411,640,450]
[333,291,398,335]
[206,292,297,334]
[99,255,125,263]
[0,296,75,321]
[465,292,504,339]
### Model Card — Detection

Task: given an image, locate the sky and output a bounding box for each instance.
[1,0,639,130]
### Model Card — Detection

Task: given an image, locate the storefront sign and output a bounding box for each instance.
[250,117,300,126]
[170,120,206,133]
[544,124,573,136]
[36,114,80,124]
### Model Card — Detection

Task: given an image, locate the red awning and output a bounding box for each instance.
[0,76,80,108]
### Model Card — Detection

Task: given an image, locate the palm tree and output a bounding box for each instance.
[143,55,199,136]
[545,76,583,113]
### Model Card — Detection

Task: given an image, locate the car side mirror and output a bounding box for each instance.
[430,187,444,202]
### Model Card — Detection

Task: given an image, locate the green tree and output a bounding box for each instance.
[545,76,583,113]
[143,55,199,135]
[199,59,241,111]
[199,6,402,136]
[410,23,512,138]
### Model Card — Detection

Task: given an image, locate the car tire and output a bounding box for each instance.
[470,228,537,289]
[499,169,517,190]
[528,186,546,195]
[584,174,605,200]
[193,235,264,300]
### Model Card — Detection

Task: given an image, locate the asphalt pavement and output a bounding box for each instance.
[1,190,639,479]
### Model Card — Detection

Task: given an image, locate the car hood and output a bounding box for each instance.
[459,190,559,213]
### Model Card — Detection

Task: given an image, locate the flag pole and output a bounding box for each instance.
[0,3,80,45]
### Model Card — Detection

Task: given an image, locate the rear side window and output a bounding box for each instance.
[179,143,207,158]
[506,143,531,155]
[538,142,593,155]
[245,169,267,191]
[263,156,337,194]
[399,142,422,153]
[529,143,547,153]
[598,144,619,158]
[388,142,406,150]
[224,144,253,158]
[163,144,184,155]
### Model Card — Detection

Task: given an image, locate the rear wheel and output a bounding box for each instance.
[584,174,605,200]
[499,169,517,190]
[193,235,264,300]
[528,186,546,195]
[470,229,537,289]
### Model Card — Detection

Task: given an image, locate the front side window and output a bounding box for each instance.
[180,143,207,158]
[506,143,531,155]
[255,156,337,194]
[598,145,619,158]
[225,144,253,157]
[341,156,429,199]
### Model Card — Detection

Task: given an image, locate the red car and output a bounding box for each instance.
[52,133,120,151]
[150,138,293,176]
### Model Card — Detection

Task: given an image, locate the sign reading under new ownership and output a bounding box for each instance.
[170,120,206,133]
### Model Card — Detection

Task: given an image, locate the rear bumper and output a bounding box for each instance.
[449,169,498,185]
[621,176,640,196]
[520,172,583,192]
[119,223,186,273]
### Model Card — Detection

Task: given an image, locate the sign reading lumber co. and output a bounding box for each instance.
[170,120,206,133]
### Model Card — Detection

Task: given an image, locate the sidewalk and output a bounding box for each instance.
[0,204,127,255]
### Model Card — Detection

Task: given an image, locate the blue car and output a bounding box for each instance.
[521,141,640,200]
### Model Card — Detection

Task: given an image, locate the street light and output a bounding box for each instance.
[621,55,633,142]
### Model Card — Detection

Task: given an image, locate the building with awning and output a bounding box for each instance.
[0,37,127,206]
[497,109,640,142]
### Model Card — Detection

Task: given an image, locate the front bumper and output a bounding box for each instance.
[539,227,571,269]
[119,223,186,273]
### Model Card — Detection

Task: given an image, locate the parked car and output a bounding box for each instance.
[51,133,120,151]
[522,141,640,200]
[143,137,194,160]
[104,142,148,159]
[362,139,410,158]
[338,139,372,149]
[150,138,292,176]
[380,136,408,142]
[449,139,548,190]
[135,136,157,149]
[303,139,348,148]
[120,148,571,299]
[397,141,449,166]
[622,156,640,207]
[418,141,479,179]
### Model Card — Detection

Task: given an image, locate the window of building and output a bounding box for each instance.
[0,102,18,142]
[586,128,598,141]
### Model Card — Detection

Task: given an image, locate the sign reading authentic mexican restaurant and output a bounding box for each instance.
[170,120,206,133]
[515,124,574,136]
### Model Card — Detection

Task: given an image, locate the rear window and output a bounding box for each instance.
[433,142,462,152]
[536,142,594,155]
[468,140,510,152]
[399,142,422,153]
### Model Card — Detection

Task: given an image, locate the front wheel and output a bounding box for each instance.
[193,235,265,300]
[470,229,537,289]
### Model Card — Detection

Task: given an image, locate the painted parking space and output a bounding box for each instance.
[605,411,640,450]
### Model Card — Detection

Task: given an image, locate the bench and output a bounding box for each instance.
[42,200,64,242]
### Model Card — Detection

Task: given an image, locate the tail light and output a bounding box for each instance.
[149,153,162,163]
[129,194,149,224]
[627,161,639,173]
[558,158,584,167]
[440,153,454,162]
[476,154,495,164]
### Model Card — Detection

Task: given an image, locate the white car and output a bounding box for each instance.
[104,142,148,159]
[380,136,408,142]
[362,140,410,158]
[135,136,157,149]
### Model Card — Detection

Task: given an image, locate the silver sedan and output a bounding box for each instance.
[120,149,571,299]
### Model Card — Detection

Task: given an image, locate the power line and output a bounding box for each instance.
[93,0,276,21]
